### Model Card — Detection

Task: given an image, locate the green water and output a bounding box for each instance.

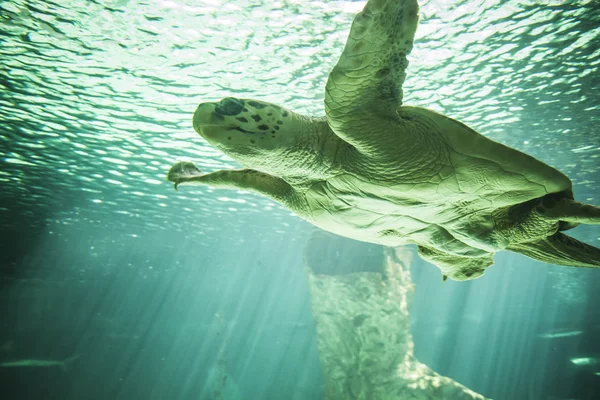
[1,0,599,399]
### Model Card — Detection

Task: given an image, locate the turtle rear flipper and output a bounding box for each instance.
[507,233,600,268]
[417,246,495,282]
[538,198,600,225]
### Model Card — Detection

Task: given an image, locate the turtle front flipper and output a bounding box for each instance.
[167,161,205,190]
[324,0,419,150]
[166,161,296,206]
[507,233,600,268]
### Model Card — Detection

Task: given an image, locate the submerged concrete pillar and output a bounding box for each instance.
[304,233,489,400]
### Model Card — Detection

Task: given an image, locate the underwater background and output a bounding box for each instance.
[1,0,599,399]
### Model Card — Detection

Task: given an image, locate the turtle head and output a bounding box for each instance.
[193,97,324,177]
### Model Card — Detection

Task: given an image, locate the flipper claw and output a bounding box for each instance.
[166,161,204,190]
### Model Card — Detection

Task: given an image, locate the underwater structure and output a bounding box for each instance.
[304,232,488,399]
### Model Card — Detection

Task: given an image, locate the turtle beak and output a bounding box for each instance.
[193,100,251,147]
[193,98,246,137]
[192,103,216,135]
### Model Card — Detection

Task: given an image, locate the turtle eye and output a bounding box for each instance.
[215,97,244,116]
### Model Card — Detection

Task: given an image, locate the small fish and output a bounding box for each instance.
[570,357,600,367]
[538,329,584,339]
[0,354,81,372]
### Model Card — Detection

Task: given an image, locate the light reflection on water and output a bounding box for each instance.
[0,0,598,243]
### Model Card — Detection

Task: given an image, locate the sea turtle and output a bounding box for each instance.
[167,0,600,281]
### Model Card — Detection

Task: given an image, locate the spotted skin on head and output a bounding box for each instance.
[194,97,291,148]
